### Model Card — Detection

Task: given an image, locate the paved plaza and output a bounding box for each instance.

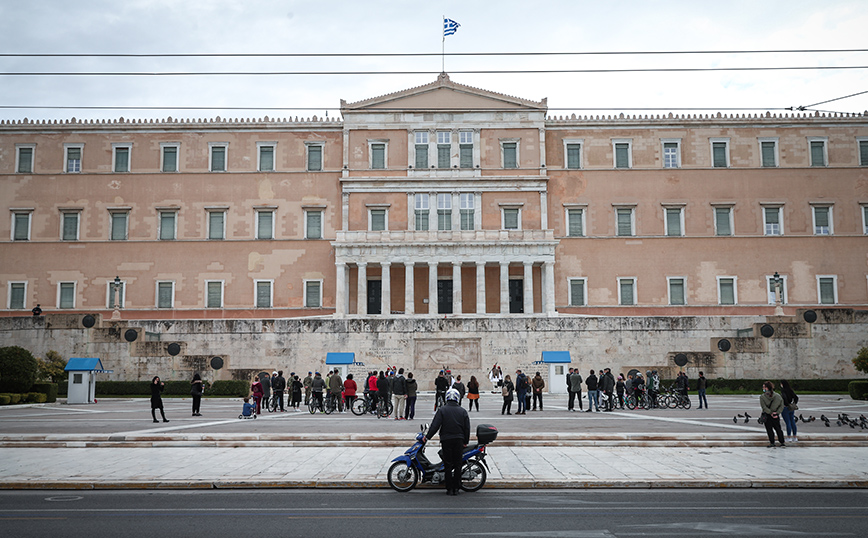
[1,393,866,489]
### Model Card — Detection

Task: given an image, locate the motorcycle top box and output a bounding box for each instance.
[476,424,497,445]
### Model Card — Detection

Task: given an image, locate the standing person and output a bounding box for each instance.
[568,368,583,411]
[328,369,344,412]
[310,372,326,411]
[453,375,466,405]
[150,376,169,423]
[648,370,661,408]
[515,370,528,415]
[251,376,264,415]
[272,370,286,412]
[343,373,357,412]
[531,371,545,411]
[466,376,480,412]
[615,374,626,409]
[434,370,449,410]
[697,371,708,409]
[424,388,470,496]
[501,375,515,415]
[780,379,799,443]
[290,374,303,411]
[404,372,418,420]
[600,368,615,411]
[585,370,599,412]
[392,368,407,420]
[303,372,313,406]
[190,372,204,417]
[376,371,390,415]
[368,371,380,413]
[261,373,272,410]
[489,364,502,394]
[760,381,786,448]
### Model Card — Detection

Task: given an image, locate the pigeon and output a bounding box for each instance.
[821,414,831,427]
[733,416,738,423]
[744,412,751,424]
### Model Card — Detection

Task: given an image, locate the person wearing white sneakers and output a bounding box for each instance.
[780,379,799,443]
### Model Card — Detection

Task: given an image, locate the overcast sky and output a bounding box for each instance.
[1,0,866,122]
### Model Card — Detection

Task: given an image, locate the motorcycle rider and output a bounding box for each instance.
[424,388,470,496]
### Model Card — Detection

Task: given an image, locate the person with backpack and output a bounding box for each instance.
[515,370,529,415]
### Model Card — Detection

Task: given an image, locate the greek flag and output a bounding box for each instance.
[443,18,460,36]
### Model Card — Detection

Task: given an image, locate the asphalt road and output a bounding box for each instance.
[1,489,865,537]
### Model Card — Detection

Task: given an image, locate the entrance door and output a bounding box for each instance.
[367,280,382,315]
[549,364,568,394]
[437,280,453,314]
[509,279,524,313]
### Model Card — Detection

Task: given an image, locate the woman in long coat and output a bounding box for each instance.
[151,376,169,423]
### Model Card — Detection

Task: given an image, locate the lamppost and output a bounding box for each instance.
[772,271,784,316]
[111,276,122,320]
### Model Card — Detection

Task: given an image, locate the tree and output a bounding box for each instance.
[38,350,67,384]
[853,347,868,374]
[0,346,39,393]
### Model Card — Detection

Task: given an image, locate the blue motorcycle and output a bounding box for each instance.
[387,423,498,492]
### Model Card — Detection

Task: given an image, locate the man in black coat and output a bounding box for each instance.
[272,370,287,411]
[425,388,470,496]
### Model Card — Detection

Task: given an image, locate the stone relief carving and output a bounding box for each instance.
[414,338,481,371]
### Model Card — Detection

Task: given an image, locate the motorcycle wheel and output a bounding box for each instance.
[459,461,487,492]
[351,398,366,416]
[387,462,419,492]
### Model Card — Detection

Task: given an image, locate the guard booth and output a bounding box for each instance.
[325,352,356,379]
[64,358,113,404]
[537,351,572,394]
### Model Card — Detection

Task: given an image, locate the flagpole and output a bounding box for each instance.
[441,15,445,73]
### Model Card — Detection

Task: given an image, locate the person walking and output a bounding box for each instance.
[585,370,600,412]
[404,372,418,420]
[515,370,528,415]
[780,379,799,443]
[392,368,408,420]
[190,372,204,417]
[150,376,169,423]
[424,388,470,496]
[251,376,264,415]
[303,372,313,406]
[760,381,786,448]
[272,370,286,412]
[466,376,480,412]
[501,375,514,415]
[697,371,708,409]
[531,371,545,411]
[568,369,583,411]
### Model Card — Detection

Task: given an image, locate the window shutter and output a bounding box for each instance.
[160,212,175,240]
[765,207,779,224]
[810,141,825,166]
[503,208,518,229]
[814,207,829,228]
[307,211,322,239]
[256,282,271,308]
[209,212,224,239]
[260,146,274,172]
[258,211,273,239]
[371,144,385,169]
[13,214,29,240]
[158,283,173,308]
[18,148,33,173]
[162,147,177,172]
[503,143,517,168]
[62,213,78,240]
[207,282,222,308]
[761,142,776,167]
[666,208,681,236]
[616,209,632,236]
[307,145,322,171]
[715,208,731,236]
[620,280,634,305]
[459,144,473,168]
[615,144,629,168]
[712,143,727,167]
[111,213,127,240]
[670,279,685,305]
[819,278,834,304]
[60,283,75,308]
[10,283,25,309]
[860,141,868,166]
[306,281,321,308]
[460,209,474,230]
[438,145,450,168]
[720,279,734,305]
[570,280,584,306]
[211,147,226,171]
[568,209,583,237]
[567,144,581,169]
[114,148,129,172]
[371,210,386,231]
[415,144,428,169]
[415,211,428,231]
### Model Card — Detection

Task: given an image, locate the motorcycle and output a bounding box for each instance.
[387,423,498,492]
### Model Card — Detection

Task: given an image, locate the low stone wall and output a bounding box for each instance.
[1,310,865,390]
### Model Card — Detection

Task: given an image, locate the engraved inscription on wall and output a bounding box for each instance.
[414,339,481,371]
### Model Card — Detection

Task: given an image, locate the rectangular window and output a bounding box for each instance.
[256,281,272,308]
[65,146,82,173]
[107,280,125,309]
[459,131,473,168]
[415,132,429,169]
[13,212,30,241]
[437,131,451,168]
[459,193,474,231]
[206,281,223,308]
[616,208,634,236]
[712,141,728,168]
[618,278,635,306]
[569,278,586,306]
[9,282,26,309]
[370,209,386,231]
[210,145,227,172]
[760,140,777,167]
[567,208,584,237]
[503,208,519,230]
[668,278,685,305]
[812,206,832,235]
[305,280,322,308]
[437,193,452,231]
[259,145,275,172]
[614,142,630,169]
[414,194,429,231]
[110,211,128,241]
[307,144,323,171]
[763,206,782,236]
[860,140,868,166]
[159,211,176,240]
[663,142,679,168]
[161,145,178,172]
[818,276,837,305]
[502,142,517,169]
[157,282,174,308]
[305,210,322,239]
[256,210,274,240]
[208,210,225,240]
[113,145,130,173]
[59,282,75,309]
[714,207,732,236]
[718,277,736,305]
[864,205,868,235]
[61,211,79,241]
[566,143,582,169]
[809,139,827,167]
[17,146,34,173]
[665,207,683,236]
[371,143,386,169]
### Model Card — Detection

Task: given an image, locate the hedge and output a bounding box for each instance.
[659,378,859,393]
[31,382,58,403]
[849,380,868,400]
[92,380,247,397]
[0,394,10,405]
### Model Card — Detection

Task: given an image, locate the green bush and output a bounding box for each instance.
[91,380,244,397]
[0,346,39,393]
[31,382,58,403]
[25,392,47,403]
[209,380,248,397]
[95,381,151,396]
[849,380,868,400]
[8,393,21,404]
[0,394,10,405]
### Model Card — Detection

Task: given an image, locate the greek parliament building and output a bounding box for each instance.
[1,74,867,389]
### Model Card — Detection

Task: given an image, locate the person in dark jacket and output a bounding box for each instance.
[760,381,786,448]
[272,370,286,412]
[780,379,799,443]
[376,371,390,415]
[568,369,583,411]
[600,368,616,411]
[328,369,344,412]
[615,374,626,409]
[515,370,529,415]
[190,372,204,417]
[585,370,599,412]
[150,376,169,423]
[697,371,708,409]
[424,388,470,496]
[531,372,545,411]
[434,370,449,410]
[392,368,407,420]
[501,375,515,415]
[404,372,418,420]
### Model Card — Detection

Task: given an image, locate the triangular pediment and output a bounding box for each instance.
[341,73,546,112]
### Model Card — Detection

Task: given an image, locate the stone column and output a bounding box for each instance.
[407,193,415,231]
[452,261,462,314]
[381,262,391,316]
[357,262,367,316]
[476,262,486,314]
[428,261,438,315]
[539,191,548,230]
[335,262,347,317]
[451,191,460,232]
[404,262,414,315]
[341,192,349,231]
[544,261,556,316]
[523,261,534,314]
[500,262,509,314]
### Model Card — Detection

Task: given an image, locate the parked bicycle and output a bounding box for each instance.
[626,389,652,410]
[351,391,392,418]
[308,393,337,414]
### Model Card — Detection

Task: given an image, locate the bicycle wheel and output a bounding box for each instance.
[384,400,394,416]
[351,398,366,416]
[387,461,419,492]
[460,460,487,492]
[268,396,278,413]
[625,395,637,410]
[324,397,335,415]
[657,394,670,409]
[308,400,317,414]
[641,395,652,410]
[680,396,692,409]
